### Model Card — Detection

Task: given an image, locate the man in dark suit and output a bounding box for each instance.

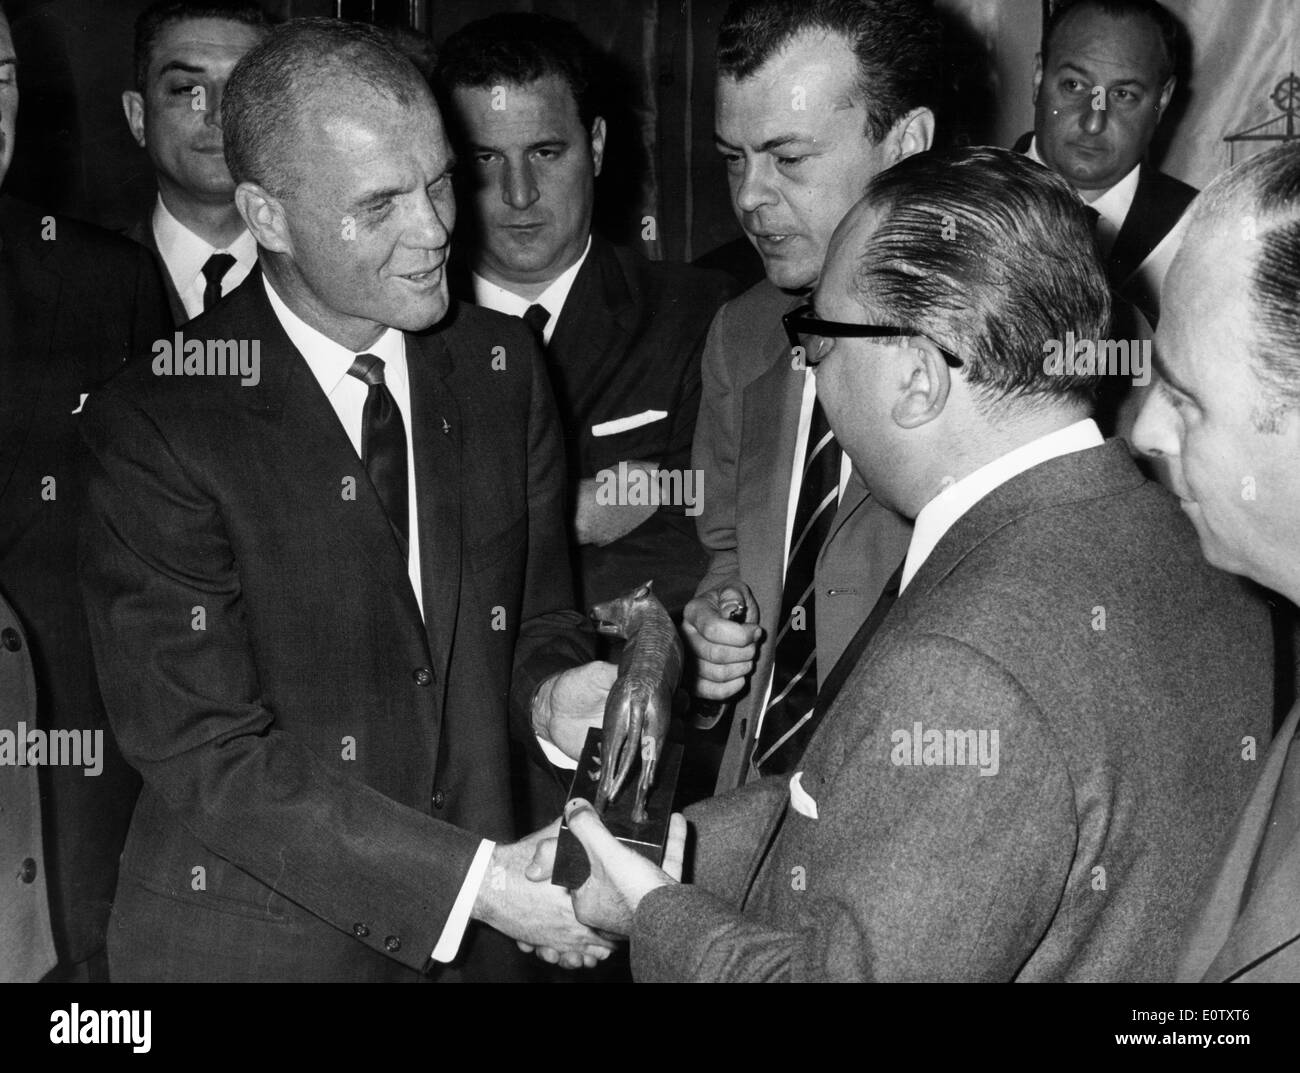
[551,148,1274,982]
[1014,0,1196,325]
[122,0,267,323]
[79,18,617,983]
[1133,143,1300,983]
[685,0,936,792]
[437,13,737,621]
[0,1,173,982]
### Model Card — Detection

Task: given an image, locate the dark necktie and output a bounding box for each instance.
[522,303,550,346]
[347,353,409,559]
[201,252,237,311]
[801,560,905,743]
[752,396,843,775]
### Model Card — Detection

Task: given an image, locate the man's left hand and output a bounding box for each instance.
[532,661,618,761]
[562,797,686,936]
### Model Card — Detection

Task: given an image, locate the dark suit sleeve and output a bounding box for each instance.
[78,389,482,972]
[507,333,596,763]
[631,634,1077,981]
[691,305,744,596]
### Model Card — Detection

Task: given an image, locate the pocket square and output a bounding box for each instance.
[789,771,819,820]
[591,409,667,437]
[71,393,89,415]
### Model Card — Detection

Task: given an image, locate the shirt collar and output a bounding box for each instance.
[152,194,257,287]
[261,273,405,399]
[901,418,1104,592]
[471,234,593,343]
[1025,137,1140,235]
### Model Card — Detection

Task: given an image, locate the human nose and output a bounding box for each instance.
[502,156,538,211]
[734,157,778,216]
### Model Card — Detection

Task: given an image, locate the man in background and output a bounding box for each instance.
[0,0,171,981]
[437,12,737,624]
[1133,143,1300,983]
[122,0,267,323]
[1015,0,1195,325]
[685,0,935,791]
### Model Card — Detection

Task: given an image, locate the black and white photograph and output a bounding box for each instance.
[1,0,1298,1041]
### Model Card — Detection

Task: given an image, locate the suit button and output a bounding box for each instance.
[431,789,446,809]
[384,935,401,953]
[352,922,370,938]
[1,628,21,652]
[19,858,37,883]
[413,667,433,687]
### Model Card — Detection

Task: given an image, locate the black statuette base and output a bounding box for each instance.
[551,727,683,889]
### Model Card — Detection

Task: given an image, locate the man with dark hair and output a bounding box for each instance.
[79,17,619,982]
[0,2,172,982]
[122,0,268,323]
[685,0,933,792]
[1133,143,1300,983]
[552,146,1274,982]
[436,13,737,638]
[1015,0,1195,324]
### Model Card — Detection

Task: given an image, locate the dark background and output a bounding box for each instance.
[1,0,1032,264]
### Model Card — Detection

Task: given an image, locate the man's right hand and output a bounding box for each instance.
[472,820,617,969]
[683,582,763,701]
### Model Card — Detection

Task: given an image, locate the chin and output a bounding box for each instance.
[762,258,817,294]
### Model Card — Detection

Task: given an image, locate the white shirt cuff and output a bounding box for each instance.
[537,734,578,770]
[430,838,495,962]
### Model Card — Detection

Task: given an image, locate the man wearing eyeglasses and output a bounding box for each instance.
[550,146,1274,982]
[684,0,935,793]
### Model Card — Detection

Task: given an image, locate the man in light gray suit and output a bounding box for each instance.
[550,147,1274,982]
[1134,143,1300,983]
[685,0,936,791]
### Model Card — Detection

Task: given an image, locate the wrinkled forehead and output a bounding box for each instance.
[452,74,585,138]
[147,16,265,79]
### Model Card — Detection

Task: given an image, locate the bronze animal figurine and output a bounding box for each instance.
[589,580,683,824]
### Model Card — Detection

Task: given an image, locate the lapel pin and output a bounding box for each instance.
[442,417,450,435]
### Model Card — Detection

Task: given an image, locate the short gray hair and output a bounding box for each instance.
[222,17,431,196]
[1189,143,1300,429]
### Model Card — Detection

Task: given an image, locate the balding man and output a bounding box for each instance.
[1133,143,1300,983]
[79,18,615,982]
[553,148,1273,982]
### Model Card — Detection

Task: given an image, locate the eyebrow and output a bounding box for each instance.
[1058,61,1149,89]
[468,138,567,154]
[156,61,210,78]
[1152,348,1193,396]
[713,132,810,154]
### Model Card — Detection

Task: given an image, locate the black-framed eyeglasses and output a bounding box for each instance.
[782,303,964,369]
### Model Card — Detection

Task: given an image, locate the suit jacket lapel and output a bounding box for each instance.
[1196,705,1300,981]
[548,237,635,406]
[230,273,425,638]
[407,327,462,688]
[1107,164,1188,289]
[0,217,60,502]
[126,213,186,326]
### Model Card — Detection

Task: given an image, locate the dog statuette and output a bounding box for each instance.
[589,580,684,824]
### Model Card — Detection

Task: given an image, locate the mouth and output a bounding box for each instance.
[749,232,797,252]
[396,263,445,288]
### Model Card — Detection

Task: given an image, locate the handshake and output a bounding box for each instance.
[468,658,687,969]
[474,800,688,970]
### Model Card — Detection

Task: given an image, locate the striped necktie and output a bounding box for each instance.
[752,395,842,775]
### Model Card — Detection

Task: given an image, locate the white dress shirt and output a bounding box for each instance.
[1025,137,1186,313]
[152,195,257,320]
[471,234,592,342]
[900,418,1105,592]
[261,274,492,963]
